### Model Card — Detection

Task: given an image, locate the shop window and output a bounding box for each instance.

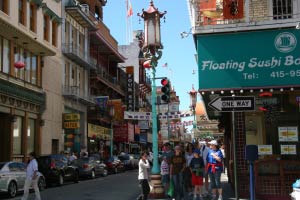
[43,15,50,41]
[29,3,37,33]
[52,21,57,47]
[18,0,26,25]
[273,0,292,19]
[0,0,9,14]
[13,116,22,155]
[27,119,35,154]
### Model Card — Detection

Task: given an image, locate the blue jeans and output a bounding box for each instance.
[208,170,222,189]
[172,173,183,200]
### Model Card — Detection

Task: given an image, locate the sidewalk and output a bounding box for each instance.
[149,172,236,200]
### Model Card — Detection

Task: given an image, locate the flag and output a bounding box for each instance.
[127,0,133,17]
[95,96,109,112]
[162,62,168,67]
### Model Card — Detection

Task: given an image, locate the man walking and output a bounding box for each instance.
[22,152,41,200]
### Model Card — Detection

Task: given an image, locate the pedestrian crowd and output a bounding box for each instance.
[137,138,226,200]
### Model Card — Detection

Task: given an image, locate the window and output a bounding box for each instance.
[2,38,10,74]
[29,3,36,32]
[0,0,8,14]
[43,15,50,41]
[52,21,57,46]
[65,63,69,86]
[31,55,37,84]
[27,119,35,154]
[18,0,26,25]
[51,139,59,154]
[25,51,31,82]
[14,46,25,80]
[13,116,22,155]
[273,0,292,19]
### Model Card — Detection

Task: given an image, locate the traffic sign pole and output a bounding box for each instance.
[232,111,239,200]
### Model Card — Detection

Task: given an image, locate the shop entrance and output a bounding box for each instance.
[0,112,11,162]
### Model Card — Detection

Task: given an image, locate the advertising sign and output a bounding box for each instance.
[64,113,80,121]
[258,145,273,155]
[280,145,297,155]
[197,29,300,90]
[278,126,298,142]
[126,66,134,111]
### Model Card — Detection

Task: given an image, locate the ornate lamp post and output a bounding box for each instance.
[189,85,198,139]
[138,1,166,198]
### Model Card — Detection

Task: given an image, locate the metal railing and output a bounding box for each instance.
[62,43,96,69]
[62,85,95,104]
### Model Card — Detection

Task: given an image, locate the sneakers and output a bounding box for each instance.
[218,195,223,200]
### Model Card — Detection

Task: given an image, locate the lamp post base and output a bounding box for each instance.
[148,174,165,199]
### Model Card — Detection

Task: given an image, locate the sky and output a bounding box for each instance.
[103,0,198,113]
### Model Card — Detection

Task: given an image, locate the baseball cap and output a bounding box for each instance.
[193,149,201,154]
[208,140,218,146]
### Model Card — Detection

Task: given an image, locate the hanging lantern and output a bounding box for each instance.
[143,59,152,69]
[14,61,25,69]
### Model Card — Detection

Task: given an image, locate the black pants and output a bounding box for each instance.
[137,179,150,200]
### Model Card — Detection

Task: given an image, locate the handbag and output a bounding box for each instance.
[167,180,174,197]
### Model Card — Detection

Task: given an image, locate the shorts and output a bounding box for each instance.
[191,173,203,186]
[161,174,170,184]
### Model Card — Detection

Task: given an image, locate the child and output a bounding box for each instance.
[160,156,170,196]
[189,149,205,200]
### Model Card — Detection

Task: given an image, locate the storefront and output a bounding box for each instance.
[87,123,110,159]
[196,28,300,199]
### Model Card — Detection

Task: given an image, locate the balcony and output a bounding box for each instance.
[189,0,299,34]
[62,85,95,105]
[62,43,96,70]
[90,67,126,96]
[65,0,98,30]
[89,19,125,62]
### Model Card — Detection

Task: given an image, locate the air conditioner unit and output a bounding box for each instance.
[80,4,89,15]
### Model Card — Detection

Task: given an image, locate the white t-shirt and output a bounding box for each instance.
[138,159,150,180]
[185,152,194,167]
[26,159,38,180]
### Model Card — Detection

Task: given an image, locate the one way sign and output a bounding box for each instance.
[208,96,255,112]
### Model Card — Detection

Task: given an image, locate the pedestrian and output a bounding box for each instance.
[184,143,194,199]
[200,139,211,197]
[162,142,174,164]
[160,156,170,196]
[69,152,77,162]
[21,152,41,200]
[190,149,205,200]
[137,151,151,200]
[170,145,186,200]
[220,143,226,174]
[206,140,223,200]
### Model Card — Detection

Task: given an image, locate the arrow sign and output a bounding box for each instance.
[208,96,255,112]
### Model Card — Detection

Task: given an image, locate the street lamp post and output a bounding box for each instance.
[189,85,197,138]
[109,104,115,158]
[138,1,166,198]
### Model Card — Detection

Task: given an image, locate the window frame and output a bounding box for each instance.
[43,14,50,41]
[0,0,9,14]
[29,3,37,33]
[52,21,57,46]
[270,0,294,20]
[18,0,26,26]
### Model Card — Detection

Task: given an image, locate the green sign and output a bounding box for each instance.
[197,28,300,90]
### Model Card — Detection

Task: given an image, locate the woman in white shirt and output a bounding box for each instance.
[21,152,41,200]
[137,151,150,200]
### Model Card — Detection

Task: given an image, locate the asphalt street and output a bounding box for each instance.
[0,170,140,200]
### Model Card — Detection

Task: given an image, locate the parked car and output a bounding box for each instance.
[104,156,125,174]
[0,161,46,198]
[118,154,132,170]
[71,157,108,179]
[37,154,79,186]
[129,154,139,169]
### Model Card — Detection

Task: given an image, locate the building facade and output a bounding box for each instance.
[0,0,60,161]
[188,0,300,199]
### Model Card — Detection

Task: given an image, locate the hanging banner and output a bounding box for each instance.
[197,28,300,90]
[124,111,193,120]
[110,99,124,121]
[95,96,109,112]
[126,66,134,111]
[114,123,128,142]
